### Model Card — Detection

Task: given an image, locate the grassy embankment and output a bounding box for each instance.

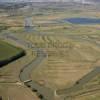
[0,40,25,67]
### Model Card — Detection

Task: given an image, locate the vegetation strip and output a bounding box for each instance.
[0,40,25,67]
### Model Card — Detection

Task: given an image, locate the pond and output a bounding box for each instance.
[63,18,100,24]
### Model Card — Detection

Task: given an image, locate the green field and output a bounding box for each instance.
[0,40,25,66]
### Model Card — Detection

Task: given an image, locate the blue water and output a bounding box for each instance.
[63,18,100,24]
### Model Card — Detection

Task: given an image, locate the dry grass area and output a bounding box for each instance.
[0,84,39,100]
[14,33,100,99]
[78,75,100,100]
[0,17,23,27]
[19,33,100,90]
[0,38,37,99]
[72,91,100,100]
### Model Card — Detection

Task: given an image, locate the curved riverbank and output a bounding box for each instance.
[2,33,54,100]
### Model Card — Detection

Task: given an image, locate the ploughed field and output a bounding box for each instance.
[0,40,25,67]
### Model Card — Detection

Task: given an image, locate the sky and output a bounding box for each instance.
[0,0,99,3]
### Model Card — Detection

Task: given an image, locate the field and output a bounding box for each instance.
[0,2,100,100]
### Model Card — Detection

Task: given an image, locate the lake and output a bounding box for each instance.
[63,18,100,24]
